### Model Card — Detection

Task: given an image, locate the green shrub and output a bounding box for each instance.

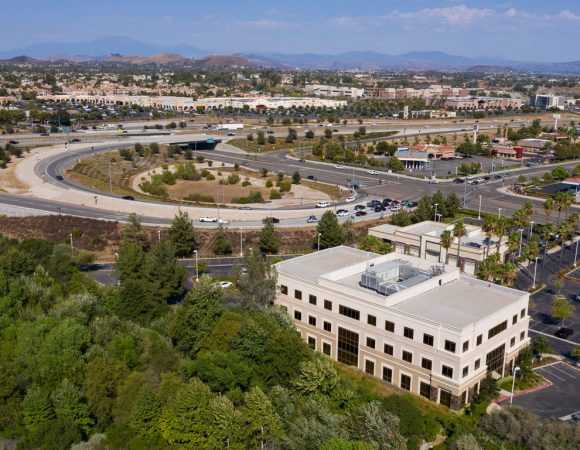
[227,173,240,185]
[232,191,265,204]
[270,190,282,199]
[242,179,251,187]
[278,181,292,192]
[265,179,273,188]
[184,193,215,203]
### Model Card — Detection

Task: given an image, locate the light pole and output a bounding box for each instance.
[108,161,113,193]
[69,233,74,254]
[510,366,520,406]
[240,226,243,257]
[574,237,579,266]
[532,256,539,289]
[498,208,503,219]
[518,228,524,257]
[529,221,534,239]
[157,230,161,242]
[433,203,438,222]
[317,233,322,252]
[478,195,482,220]
[436,213,442,223]
[194,249,199,282]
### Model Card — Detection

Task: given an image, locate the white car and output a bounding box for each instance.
[316,201,330,208]
[218,281,233,288]
[199,217,218,223]
[390,204,401,211]
[428,179,440,184]
[334,164,344,169]
[217,218,230,224]
[336,209,349,217]
[345,196,356,203]
[366,170,378,175]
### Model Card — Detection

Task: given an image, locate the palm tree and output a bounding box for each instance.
[507,231,521,261]
[439,230,453,264]
[494,217,509,258]
[501,261,518,287]
[522,201,534,223]
[543,199,555,224]
[453,221,467,269]
[557,222,573,271]
[553,192,573,226]
[561,191,575,220]
[476,257,496,282]
[482,215,496,258]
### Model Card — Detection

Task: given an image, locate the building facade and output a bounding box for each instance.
[275,247,530,409]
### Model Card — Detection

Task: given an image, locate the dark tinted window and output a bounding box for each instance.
[402,350,413,363]
[385,320,395,333]
[421,358,432,370]
[423,334,434,346]
[309,294,317,305]
[294,289,302,300]
[367,315,377,326]
[366,337,376,349]
[444,340,456,353]
[404,327,414,339]
[339,305,360,321]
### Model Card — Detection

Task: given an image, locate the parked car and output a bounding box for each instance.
[366,170,378,175]
[334,164,344,169]
[316,201,330,208]
[263,217,280,224]
[367,199,382,208]
[374,205,386,212]
[390,204,401,211]
[8,140,19,144]
[555,327,574,339]
[453,178,464,184]
[199,217,218,223]
[307,175,316,180]
[217,218,230,225]
[121,195,135,201]
[407,201,418,208]
[218,281,233,288]
[239,206,253,210]
[70,138,81,143]
[336,209,349,217]
[574,293,580,303]
[345,196,356,203]
[428,179,440,184]
[307,215,318,223]
[354,204,366,211]
[227,132,236,136]
[55,175,64,181]
[493,174,502,179]
[355,210,367,217]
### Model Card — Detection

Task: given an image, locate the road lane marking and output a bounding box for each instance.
[537,367,566,381]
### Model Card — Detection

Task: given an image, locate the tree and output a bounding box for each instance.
[213,225,233,255]
[122,213,149,250]
[453,221,467,268]
[316,211,345,249]
[142,241,186,301]
[84,358,128,427]
[358,235,392,254]
[52,378,93,434]
[292,354,340,396]
[22,385,55,432]
[169,211,198,257]
[243,386,284,449]
[386,156,404,172]
[439,230,453,264]
[292,170,302,185]
[551,297,574,326]
[346,401,406,450]
[259,218,280,254]
[237,249,278,306]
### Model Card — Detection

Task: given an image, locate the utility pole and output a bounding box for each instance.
[108,161,113,193]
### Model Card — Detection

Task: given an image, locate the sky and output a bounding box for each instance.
[2,0,580,61]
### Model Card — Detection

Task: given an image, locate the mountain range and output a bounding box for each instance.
[1,37,580,74]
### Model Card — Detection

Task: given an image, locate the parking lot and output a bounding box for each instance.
[500,362,580,420]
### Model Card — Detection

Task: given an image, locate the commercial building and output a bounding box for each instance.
[491,146,524,160]
[393,145,456,170]
[517,138,552,151]
[369,85,469,100]
[444,97,523,110]
[275,247,530,409]
[534,94,566,110]
[305,84,366,98]
[368,221,509,274]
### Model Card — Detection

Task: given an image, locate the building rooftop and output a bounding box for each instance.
[276,246,524,330]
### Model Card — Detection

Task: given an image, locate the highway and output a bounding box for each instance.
[1,122,578,227]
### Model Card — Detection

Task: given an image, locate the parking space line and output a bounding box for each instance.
[550,365,577,378]
[537,367,566,382]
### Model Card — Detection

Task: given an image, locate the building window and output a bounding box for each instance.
[294,289,302,300]
[280,285,288,295]
[520,308,526,318]
[402,350,413,363]
[423,333,434,346]
[512,314,517,325]
[444,340,456,353]
[462,366,469,378]
[382,366,392,383]
[324,300,332,310]
[308,316,317,327]
[440,389,452,407]
[309,294,317,305]
[339,305,360,321]
[488,321,508,339]
[421,358,432,370]
[294,310,302,321]
[476,334,482,346]
[338,327,359,367]
[510,337,516,347]
[323,342,331,356]
[404,327,414,340]
[365,360,375,375]
[474,359,481,370]
[463,341,469,352]
[400,374,411,391]
[520,331,525,341]
[420,382,431,399]
[323,321,332,332]
[366,337,376,349]
[367,315,377,326]
[385,320,395,333]
[485,344,506,374]
[442,365,454,378]
[308,336,316,349]
[383,343,394,356]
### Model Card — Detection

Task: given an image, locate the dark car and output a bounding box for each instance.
[239,206,253,210]
[70,138,81,143]
[555,327,574,339]
[374,205,386,212]
[355,210,367,217]
[227,132,236,136]
[121,195,135,201]
[407,201,418,208]
[267,130,274,134]
[453,178,464,184]
[382,198,392,206]
[493,174,502,179]
[263,217,280,224]
[483,176,491,180]
[354,204,366,211]
[8,140,19,144]
[55,175,64,181]
[307,175,316,180]
[367,199,382,208]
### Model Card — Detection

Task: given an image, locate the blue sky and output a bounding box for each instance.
[2,0,580,60]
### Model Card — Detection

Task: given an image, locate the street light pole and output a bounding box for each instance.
[157,230,161,242]
[529,221,534,239]
[69,233,74,254]
[478,195,482,220]
[433,203,438,222]
[240,226,243,257]
[574,237,579,266]
[317,233,322,252]
[532,256,538,289]
[498,208,503,219]
[510,366,520,406]
[518,229,524,257]
[194,250,199,282]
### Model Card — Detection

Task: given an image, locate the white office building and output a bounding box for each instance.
[275,247,530,409]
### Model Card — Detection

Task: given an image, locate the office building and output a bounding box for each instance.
[275,247,530,409]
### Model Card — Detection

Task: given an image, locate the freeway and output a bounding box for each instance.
[1,123,578,227]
